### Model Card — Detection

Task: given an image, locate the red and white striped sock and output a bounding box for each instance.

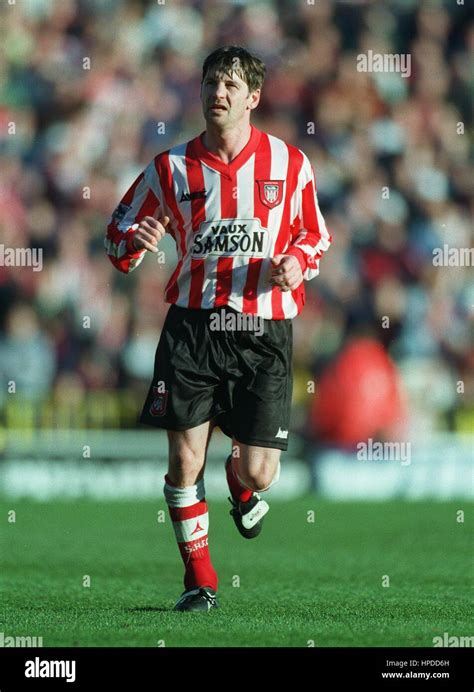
[164,475,218,592]
[226,456,253,503]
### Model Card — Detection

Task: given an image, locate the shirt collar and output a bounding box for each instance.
[191,125,262,178]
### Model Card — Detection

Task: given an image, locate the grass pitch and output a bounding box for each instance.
[1,497,471,647]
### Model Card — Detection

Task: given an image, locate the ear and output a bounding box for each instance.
[248,89,261,110]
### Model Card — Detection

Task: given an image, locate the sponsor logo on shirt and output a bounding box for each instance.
[191,218,269,258]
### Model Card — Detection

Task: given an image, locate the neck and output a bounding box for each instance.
[203,122,252,164]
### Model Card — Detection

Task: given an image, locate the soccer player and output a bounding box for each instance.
[105,46,332,612]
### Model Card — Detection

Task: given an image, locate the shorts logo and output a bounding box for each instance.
[257,180,284,209]
[149,387,168,417]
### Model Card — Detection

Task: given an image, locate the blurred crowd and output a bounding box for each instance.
[0,0,472,436]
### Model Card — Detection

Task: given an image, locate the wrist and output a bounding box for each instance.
[285,246,307,273]
[126,231,141,255]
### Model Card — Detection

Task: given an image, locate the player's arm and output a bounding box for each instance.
[104,161,168,274]
[270,154,332,292]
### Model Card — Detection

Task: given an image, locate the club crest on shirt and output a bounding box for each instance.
[149,387,168,417]
[257,180,284,209]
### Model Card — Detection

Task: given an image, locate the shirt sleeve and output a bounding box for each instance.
[286,153,332,281]
[104,160,163,274]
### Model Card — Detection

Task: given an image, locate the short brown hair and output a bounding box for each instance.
[201,46,266,93]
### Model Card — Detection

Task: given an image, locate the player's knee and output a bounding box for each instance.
[238,460,280,492]
[168,445,203,484]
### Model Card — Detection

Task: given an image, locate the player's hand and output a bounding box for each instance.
[132,216,170,253]
[269,254,303,292]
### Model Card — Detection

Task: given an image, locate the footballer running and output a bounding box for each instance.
[105,46,332,612]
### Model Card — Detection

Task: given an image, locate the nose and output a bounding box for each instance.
[213,80,227,100]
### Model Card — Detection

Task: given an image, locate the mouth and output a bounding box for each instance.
[209,104,227,112]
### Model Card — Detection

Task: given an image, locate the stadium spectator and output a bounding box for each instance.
[0,0,471,434]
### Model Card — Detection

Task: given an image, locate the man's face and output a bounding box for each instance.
[201,69,260,129]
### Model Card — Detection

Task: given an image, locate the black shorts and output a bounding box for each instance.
[139,304,293,451]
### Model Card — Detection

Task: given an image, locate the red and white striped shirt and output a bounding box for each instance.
[105,126,331,319]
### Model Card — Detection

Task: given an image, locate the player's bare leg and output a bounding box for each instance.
[231,441,281,490]
[225,440,280,539]
[164,421,219,612]
[167,420,214,486]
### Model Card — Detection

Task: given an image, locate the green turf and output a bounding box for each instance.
[1,497,472,647]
